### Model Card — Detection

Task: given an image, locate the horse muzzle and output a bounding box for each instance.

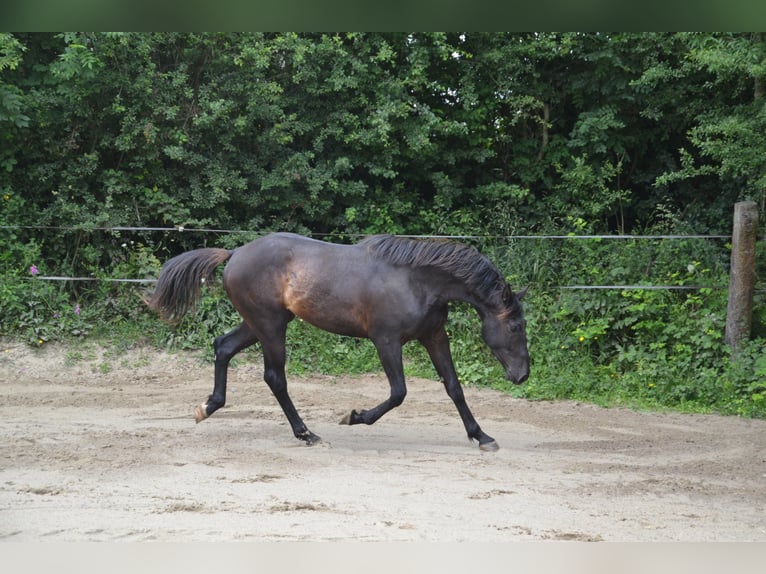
[506,369,529,385]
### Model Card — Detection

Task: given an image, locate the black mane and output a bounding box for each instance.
[359,235,509,303]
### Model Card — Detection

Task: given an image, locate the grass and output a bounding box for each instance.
[5,281,764,420]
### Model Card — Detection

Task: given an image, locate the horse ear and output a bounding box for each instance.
[503,283,512,304]
[516,286,529,301]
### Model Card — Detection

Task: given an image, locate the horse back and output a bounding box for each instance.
[223,233,434,339]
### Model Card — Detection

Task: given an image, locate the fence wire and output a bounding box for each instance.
[2,224,751,291]
[0,223,736,241]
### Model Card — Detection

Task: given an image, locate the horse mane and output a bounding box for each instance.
[359,234,508,304]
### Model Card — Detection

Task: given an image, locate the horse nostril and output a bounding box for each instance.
[506,370,529,385]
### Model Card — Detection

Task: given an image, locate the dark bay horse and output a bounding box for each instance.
[145,233,529,451]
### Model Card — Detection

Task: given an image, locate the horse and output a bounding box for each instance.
[144,232,529,451]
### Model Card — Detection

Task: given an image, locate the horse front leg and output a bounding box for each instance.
[420,327,498,451]
[340,338,407,426]
[195,322,258,423]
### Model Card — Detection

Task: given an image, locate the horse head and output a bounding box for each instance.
[481,285,530,385]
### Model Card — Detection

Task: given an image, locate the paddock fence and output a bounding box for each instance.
[0,224,747,290]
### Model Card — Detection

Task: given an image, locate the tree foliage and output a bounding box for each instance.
[2,32,764,246]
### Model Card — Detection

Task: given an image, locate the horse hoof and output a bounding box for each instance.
[300,431,322,446]
[479,440,499,452]
[339,410,358,425]
[194,404,209,424]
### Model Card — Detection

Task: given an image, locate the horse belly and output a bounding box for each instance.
[293,275,429,341]
[283,272,371,338]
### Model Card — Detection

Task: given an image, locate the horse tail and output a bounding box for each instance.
[144,248,233,324]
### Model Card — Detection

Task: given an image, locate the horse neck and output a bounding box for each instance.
[427,272,503,318]
[460,289,503,320]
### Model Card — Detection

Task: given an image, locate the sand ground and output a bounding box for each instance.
[1,342,764,541]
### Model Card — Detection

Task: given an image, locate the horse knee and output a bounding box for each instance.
[264,369,286,394]
[442,378,466,402]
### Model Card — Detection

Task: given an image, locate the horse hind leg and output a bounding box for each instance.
[195,322,258,423]
[340,339,407,426]
[258,318,322,446]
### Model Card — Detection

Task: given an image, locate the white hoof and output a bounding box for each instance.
[194,404,209,424]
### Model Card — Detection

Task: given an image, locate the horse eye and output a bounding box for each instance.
[509,320,527,333]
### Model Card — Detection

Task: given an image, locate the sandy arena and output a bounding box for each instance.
[0,342,764,542]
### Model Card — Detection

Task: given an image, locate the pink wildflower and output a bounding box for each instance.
[29,264,39,276]
[74,304,81,316]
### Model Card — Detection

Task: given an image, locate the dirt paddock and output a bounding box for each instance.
[0,342,764,542]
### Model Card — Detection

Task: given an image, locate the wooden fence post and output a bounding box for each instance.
[725,201,759,352]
